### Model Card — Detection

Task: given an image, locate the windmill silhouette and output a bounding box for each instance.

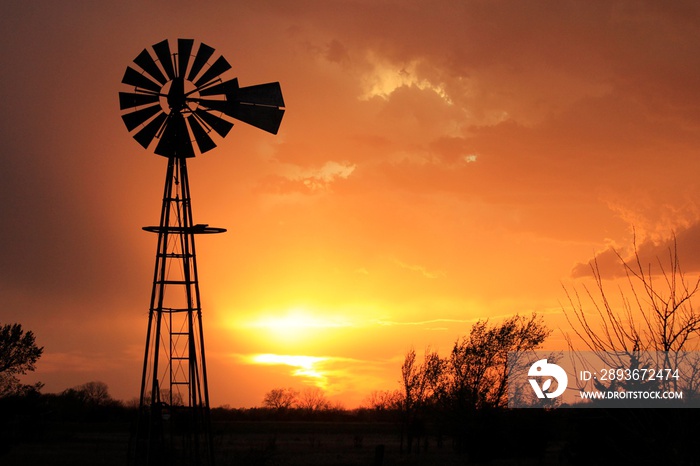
[120,38,285,465]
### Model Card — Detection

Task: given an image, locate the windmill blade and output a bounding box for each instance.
[227,103,285,134]
[187,42,215,82]
[153,40,175,80]
[155,113,195,158]
[119,91,159,110]
[194,56,232,88]
[199,77,239,97]
[134,49,167,85]
[177,38,194,78]
[134,112,168,149]
[194,109,234,138]
[122,66,162,93]
[232,82,285,108]
[187,116,217,153]
[196,98,229,113]
[122,104,162,131]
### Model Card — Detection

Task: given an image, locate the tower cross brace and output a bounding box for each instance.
[131,155,223,466]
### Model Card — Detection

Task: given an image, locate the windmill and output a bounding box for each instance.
[120,38,285,466]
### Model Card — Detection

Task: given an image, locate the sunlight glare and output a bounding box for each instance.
[242,307,352,342]
[251,353,328,388]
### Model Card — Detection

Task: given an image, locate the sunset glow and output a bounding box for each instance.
[244,308,352,335]
[248,354,329,388]
[4,1,700,409]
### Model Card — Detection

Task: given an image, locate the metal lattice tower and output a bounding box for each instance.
[119,38,284,466]
[135,155,222,465]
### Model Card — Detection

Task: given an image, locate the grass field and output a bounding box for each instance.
[0,418,563,466]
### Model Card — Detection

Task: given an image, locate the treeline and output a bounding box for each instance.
[256,313,552,461]
[253,312,700,464]
[0,381,130,454]
[2,379,699,464]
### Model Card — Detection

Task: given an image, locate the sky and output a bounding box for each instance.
[2,1,700,408]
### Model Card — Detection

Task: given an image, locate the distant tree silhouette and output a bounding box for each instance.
[65,381,113,407]
[361,389,402,411]
[262,386,336,412]
[262,387,298,410]
[0,323,43,396]
[296,386,331,411]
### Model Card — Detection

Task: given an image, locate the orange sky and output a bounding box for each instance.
[3,1,700,408]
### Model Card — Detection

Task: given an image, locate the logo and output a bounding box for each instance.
[528,359,568,399]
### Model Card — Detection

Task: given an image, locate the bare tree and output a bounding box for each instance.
[296,386,331,411]
[564,235,700,395]
[262,387,298,410]
[362,389,403,411]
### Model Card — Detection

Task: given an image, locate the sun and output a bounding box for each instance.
[232,308,352,390]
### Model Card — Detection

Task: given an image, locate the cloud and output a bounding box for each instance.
[374,317,479,327]
[394,259,444,279]
[570,247,627,280]
[428,136,480,166]
[246,354,329,388]
[360,52,452,103]
[256,160,356,195]
[571,222,700,279]
[325,39,350,65]
[260,1,700,245]
[237,353,385,393]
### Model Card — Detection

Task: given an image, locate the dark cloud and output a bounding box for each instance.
[325,39,350,65]
[572,222,700,279]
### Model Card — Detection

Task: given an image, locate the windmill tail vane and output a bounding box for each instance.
[121,38,284,466]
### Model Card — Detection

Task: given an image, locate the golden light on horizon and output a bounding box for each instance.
[236,307,354,343]
[248,353,329,389]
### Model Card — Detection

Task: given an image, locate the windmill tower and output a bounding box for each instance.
[119,38,285,466]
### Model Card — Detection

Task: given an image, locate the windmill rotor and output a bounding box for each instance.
[120,38,285,158]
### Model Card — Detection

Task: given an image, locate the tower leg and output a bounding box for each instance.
[130,156,217,466]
